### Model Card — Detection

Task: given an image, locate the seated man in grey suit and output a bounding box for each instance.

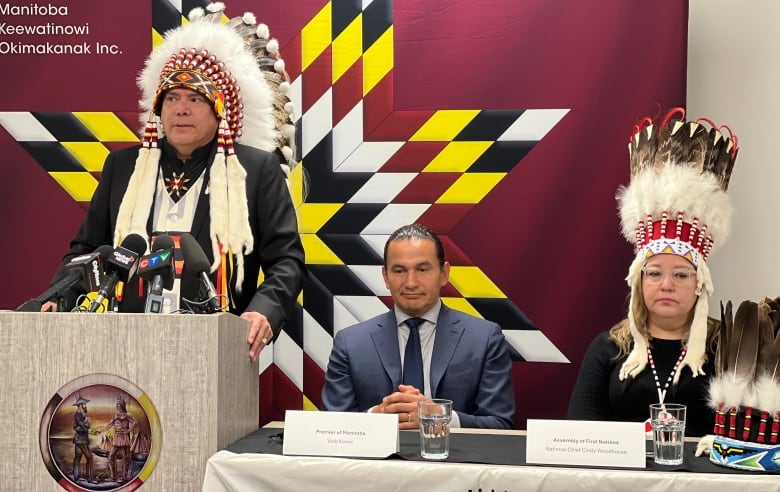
[322,223,515,429]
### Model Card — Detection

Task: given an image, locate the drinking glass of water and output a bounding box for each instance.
[649,403,686,465]
[418,399,453,460]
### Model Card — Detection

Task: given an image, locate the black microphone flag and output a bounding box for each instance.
[87,234,147,313]
[16,245,111,312]
[179,233,222,313]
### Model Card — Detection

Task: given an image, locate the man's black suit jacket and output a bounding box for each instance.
[51,139,305,337]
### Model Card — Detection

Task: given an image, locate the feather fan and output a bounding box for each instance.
[711,300,759,410]
[727,300,760,384]
[757,298,780,410]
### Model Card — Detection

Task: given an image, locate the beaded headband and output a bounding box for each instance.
[155,57,230,119]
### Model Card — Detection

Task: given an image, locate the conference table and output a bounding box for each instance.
[202,423,780,491]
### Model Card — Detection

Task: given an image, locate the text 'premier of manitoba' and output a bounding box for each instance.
[546,437,627,455]
[316,428,368,445]
[0,3,122,55]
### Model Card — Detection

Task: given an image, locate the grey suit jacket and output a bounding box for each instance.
[322,305,515,429]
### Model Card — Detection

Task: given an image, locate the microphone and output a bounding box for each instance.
[87,234,147,313]
[137,234,175,314]
[180,233,222,313]
[16,245,111,312]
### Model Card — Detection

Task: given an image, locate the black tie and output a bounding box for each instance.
[402,317,425,392]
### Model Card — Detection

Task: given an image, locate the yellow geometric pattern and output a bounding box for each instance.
[447,266,506,298]
[61,142,110,172]
[424,141,494,172]
[72,113,140,142]
[362,27,393,95]
[301,234,342,265]
[410,110,481,141]
[437,173,506,204]
[301,3,332,70]
[332,15,363,83]
[49,172,99,202]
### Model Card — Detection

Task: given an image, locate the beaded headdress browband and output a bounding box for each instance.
[616,107,738,382]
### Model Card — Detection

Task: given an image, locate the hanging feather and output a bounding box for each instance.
[709,298,780,442]
[727,300,760,385]
[709,300,732,436]
[680,121,710,173]
[755,299,780,443]
[766,296,780,332]
[757,299,776,371]
[708,300,759,427]
[761,297,780,418]
[717,301,733,375]
[628,123,658,177]
[655,119,684,168]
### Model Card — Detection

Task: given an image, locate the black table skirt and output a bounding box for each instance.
[224,428,778,475]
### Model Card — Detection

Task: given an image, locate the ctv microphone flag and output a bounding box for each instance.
[138,234,175,314]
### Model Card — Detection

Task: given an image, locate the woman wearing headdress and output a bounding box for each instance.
[568,108,738,437]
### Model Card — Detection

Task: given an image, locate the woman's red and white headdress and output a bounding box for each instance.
[617,108,739,382]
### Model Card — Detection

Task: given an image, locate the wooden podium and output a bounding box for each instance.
[0,312,258,491]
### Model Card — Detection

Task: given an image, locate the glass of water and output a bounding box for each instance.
[418,399,453,460]
[649,403,686,465]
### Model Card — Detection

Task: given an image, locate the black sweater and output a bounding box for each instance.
[567,331,715,437]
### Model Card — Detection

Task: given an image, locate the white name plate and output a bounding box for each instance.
[282,410,399,458]
[526,419,646,468]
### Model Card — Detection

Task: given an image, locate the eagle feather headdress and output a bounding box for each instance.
[114,2,298,294]
[616,108,738,382]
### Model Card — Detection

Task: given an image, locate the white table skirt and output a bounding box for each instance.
[202,449,780,492]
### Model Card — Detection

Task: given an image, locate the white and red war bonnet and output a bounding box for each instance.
[114,2,297,291]
[616,107,738,382]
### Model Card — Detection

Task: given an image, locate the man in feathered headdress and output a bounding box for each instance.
[44,2,304,361]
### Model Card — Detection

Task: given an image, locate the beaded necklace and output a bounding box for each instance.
[647,344,687,404]
[159,139,210,202]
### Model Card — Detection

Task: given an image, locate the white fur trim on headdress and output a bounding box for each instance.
[114,146,159,247]
[226,153,253,291]
[207,2,226,14]
[619,255,649,380]
[256,23,270,39]
[208,150,229,272]
[188,7,205,20]
[618,165,733,263]
[674,259,714,382]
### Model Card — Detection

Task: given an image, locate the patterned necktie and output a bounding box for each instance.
[402,317,425,393]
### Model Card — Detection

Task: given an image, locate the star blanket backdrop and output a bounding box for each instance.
[0,0,686,427]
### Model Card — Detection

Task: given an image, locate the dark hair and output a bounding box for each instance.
[383,223,445,268]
